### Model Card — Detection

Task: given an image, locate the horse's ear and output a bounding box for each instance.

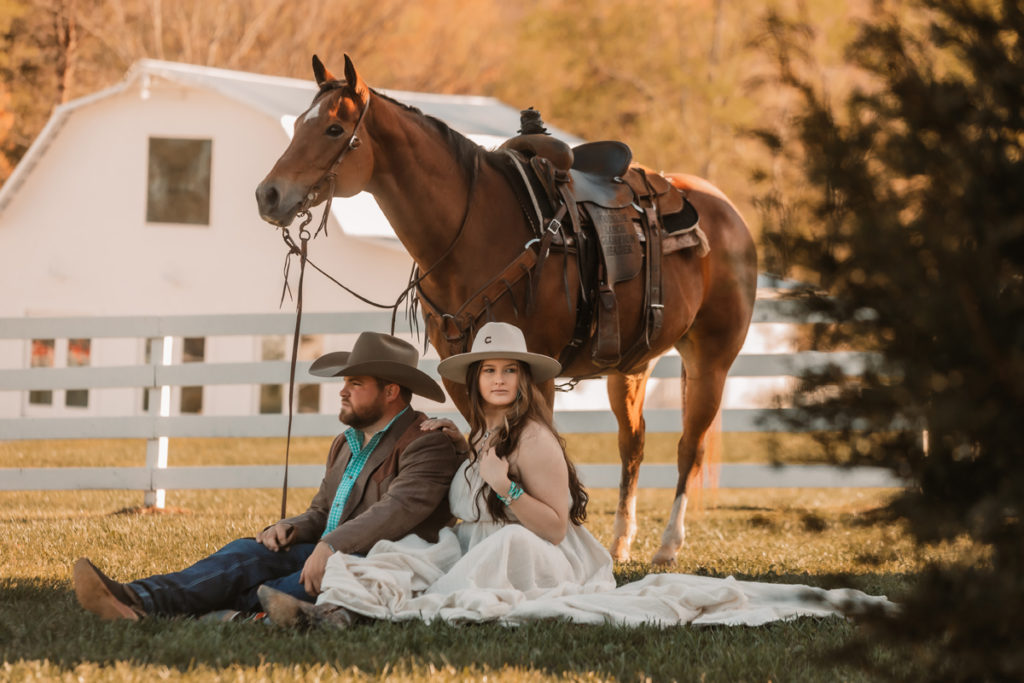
[343,54,370,105]
[312,55,336,86]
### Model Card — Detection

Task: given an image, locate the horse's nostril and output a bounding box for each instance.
[257,184,279,211]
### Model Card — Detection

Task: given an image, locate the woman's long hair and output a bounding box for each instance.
[463,359,588,525]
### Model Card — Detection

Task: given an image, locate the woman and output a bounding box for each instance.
[259,323,894,628]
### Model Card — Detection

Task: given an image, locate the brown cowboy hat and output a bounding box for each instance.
[309,332,445,402]
[436,322,561,384]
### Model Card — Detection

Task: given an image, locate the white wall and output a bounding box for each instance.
[0,77,414,319]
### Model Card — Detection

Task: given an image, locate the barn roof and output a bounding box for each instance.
[0,59,583,222]
[127,59,582,140]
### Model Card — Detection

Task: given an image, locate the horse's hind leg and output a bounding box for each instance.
[607,362,654,562]
[650,337,731,565]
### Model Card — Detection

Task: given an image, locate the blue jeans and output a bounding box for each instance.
[129,538,317,616]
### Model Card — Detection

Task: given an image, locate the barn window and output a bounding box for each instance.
[180,337,204,414]
[28,339,55,405]
[297,333,322,414]
[146,137,212,225]
[260,334,322,414]
[141,338,154,412]
[259,336,285,414]
[65,338,90,408]
[298,383,320,414]
[27,338,91,409]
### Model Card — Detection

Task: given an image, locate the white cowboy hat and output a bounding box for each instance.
[436,322,561,384]
[309,332,445,402]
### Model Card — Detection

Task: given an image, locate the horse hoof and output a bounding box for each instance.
[609,539,632,563]
[650,547,679,566]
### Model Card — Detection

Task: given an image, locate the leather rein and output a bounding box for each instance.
[274,84,481,519]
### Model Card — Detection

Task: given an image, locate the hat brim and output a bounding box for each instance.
[309,352,446,402]
[436,350,562,384]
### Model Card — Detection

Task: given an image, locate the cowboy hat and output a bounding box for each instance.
[309,332,445,402]
[436,322,561,384]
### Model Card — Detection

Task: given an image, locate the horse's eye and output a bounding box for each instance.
[326,124,345,137]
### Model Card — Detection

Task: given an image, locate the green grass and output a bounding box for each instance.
[0,439,980,681]
[0,432,837,469]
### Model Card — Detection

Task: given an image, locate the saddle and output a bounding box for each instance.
[498,117,707,373]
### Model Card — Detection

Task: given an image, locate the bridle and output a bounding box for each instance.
[273,83,478,519]
[273,81,370,519]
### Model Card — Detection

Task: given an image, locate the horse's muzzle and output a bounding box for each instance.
[255,179,303,228]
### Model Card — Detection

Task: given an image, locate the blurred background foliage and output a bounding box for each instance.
[0,0,916,232]
[753,0,1024,679]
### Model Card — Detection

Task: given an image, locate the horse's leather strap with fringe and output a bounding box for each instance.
[615,171,668,373]
[416,247,538,353]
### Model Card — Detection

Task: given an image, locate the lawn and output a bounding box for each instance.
[0,438,978,681]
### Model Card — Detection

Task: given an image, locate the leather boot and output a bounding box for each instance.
[311,603,355,629]
[257,584,315,628]
[73,558,146,621]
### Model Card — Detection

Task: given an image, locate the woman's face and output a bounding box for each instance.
[477,359,520,409]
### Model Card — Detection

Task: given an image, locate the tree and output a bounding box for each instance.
[0,0,63,183]
[500,0,770,222]
[756,1,1024,678]
[0,0,520,186]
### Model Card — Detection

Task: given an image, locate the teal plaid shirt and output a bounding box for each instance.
[322,406,410,536]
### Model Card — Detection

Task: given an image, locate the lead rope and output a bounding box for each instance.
[278,210,314,519]
[277,168,338,519]
[273,88,481,519]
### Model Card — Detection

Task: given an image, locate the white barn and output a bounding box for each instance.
[0,60,584,422]
[0,59,794,431]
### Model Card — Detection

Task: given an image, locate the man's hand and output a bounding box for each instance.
[256,523,292,551]
[299,541,334,596]
[420,417,470,454]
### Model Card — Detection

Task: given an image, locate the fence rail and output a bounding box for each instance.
[0,306,904,498]
[0,464,901,492]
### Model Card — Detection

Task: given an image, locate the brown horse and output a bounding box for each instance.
[256,55,757,565]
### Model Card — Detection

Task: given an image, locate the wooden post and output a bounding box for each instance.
[144,336,173,508]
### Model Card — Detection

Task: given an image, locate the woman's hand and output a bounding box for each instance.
[479,446,512,494]
[420,418,470,454]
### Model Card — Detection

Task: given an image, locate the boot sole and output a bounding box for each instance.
[73,558,140,621]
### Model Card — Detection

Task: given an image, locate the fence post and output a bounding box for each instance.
[144,336,173,508]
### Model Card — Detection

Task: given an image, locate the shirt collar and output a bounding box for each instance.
[344,405,410,449]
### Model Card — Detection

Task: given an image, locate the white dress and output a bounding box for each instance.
[318,459,895,626]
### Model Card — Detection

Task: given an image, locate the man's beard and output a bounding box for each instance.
[339,397,386,430]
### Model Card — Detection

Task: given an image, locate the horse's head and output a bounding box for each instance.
[255,54,374,227]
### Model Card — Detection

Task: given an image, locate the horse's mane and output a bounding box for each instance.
[372,87,502,177]
[313,80,502,180]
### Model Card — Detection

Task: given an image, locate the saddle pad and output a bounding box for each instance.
[662,223,711,257]
[586,205,644,283]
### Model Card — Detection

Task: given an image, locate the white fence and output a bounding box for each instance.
[0,303,902,501]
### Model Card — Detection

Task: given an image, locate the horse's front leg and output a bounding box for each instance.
[606,365,653,563]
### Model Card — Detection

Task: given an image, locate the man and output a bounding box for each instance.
[73,332,464,621]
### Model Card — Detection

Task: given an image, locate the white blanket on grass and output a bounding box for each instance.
[319,460,894,627]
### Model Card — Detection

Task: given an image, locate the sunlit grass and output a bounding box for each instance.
[0,439,980,681]
[0,431,835,469]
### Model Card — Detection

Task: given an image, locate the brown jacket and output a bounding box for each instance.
[278,409,464,554]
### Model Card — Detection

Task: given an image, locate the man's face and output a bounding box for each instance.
[338,375,388,429]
